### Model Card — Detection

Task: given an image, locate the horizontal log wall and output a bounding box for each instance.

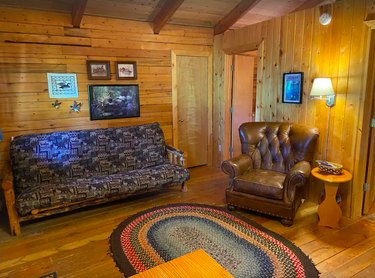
[214,0,375,217]
[0,7,213,170]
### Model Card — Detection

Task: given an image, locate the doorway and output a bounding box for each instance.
[171,50,212,168]
[362,29,375,215]
[230,51,258,158]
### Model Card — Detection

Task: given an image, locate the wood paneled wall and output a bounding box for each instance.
[213,0,375,217]
[0,7,213,170]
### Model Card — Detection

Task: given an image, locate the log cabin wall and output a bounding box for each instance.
[0,7,213,171]
[213,0,375,218]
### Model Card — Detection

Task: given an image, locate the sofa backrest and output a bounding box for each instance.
[239,122,319,173]
[10,122,167,193]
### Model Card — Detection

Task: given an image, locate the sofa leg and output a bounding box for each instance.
[2,180,21,235]
[181,182,188,192]
[227,205,236,211]
[281,218,293,227]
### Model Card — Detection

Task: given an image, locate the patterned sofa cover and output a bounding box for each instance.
[2,122,189,235]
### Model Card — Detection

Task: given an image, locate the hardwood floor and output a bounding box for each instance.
[1,166,375,277]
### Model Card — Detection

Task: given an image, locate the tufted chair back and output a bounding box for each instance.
[239,122,319,173]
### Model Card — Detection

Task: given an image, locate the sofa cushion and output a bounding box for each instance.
[16,163,189,216]
[233,169,286,200]
[10,123,167,193]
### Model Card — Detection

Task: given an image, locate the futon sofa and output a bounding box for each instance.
[2,122,190,235]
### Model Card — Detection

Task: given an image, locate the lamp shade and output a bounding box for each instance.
[310,78,335,97]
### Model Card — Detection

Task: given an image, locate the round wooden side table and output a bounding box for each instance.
[311,167,352,229]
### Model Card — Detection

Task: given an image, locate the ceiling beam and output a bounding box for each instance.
[214,0,262,35]
[72,0,88,28]
[152,0,185,34]
[294,0,335,12]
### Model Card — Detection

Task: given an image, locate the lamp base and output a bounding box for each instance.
[326,95,335,107]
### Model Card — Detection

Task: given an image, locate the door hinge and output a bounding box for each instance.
[364,182,370,192]
[230,106,234,113]
[231,64,234,71]
[371,118,375,128]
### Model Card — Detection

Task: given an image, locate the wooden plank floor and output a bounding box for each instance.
[1,166,375,277]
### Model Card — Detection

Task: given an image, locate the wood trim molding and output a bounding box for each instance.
[214,0,261,35]
[365,20,375,30]
[293,0,333,12]
[152,0,184,34]
[72,0,88,28]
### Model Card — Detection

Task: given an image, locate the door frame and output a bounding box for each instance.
[352,21,375,217]
[222,41,265,161]
[361,27,375,214]
[171,49,213,166]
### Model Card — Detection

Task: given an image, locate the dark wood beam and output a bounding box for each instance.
[152,0,184,34]
[72,0,88,28]
[293,0,333,12]
[214,0,262,35]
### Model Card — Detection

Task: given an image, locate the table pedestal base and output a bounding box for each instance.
[318,182,341,229]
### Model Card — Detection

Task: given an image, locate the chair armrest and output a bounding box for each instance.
[166,145,186,166]
[1,167,21,235]
[221,154,252,179]
[283,161,311,203]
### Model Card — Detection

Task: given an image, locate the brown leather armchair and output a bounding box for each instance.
[221,122,319,226]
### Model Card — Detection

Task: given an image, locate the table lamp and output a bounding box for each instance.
[310,78,335,160]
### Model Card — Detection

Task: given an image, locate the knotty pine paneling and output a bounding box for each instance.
[214,0,375,218]
[0,6,213,170]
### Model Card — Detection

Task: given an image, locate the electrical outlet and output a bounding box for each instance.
[371,118,375,128]
[0,129,3,142]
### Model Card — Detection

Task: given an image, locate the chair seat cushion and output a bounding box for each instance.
[233,169,286,200]
[16,163,189,216]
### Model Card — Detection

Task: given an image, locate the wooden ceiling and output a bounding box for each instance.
[0,0,333,34]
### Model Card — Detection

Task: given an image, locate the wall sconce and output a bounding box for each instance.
[310,78,335,160]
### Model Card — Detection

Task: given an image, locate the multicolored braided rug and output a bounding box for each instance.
[110,203,319,278]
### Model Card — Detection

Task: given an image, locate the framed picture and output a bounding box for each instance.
[87,60,111,80]
[47,73,78,98]
[115,61,137,80]
[282,72,303,104]
[88,84,140,120]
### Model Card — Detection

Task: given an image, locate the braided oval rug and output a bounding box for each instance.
[110,203,318,278]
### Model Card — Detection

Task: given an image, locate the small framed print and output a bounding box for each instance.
[47,73,78,98]
[282,72,303,104]
[115,61,137,80]
[87,60,111,80]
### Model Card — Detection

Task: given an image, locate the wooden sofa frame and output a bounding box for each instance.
[1,144,187,236]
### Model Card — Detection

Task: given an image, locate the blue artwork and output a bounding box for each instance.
[282,72,303,104]
[47,73,79,99]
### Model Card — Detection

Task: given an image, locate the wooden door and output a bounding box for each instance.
[363,88,375,214]
[363,29,375,214]
[231,54,255,157]
[172,51,212,168]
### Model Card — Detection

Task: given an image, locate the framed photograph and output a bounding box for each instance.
[115,61,137,80]
[47,73,78,98]
[282,72,303,104]
[87,60,111,80]
[88,84,140,120]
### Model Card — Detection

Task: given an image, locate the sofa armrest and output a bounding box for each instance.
[1,167,21,236]
[283,161,311,204]
[221,154,252,179]
[166,145,186,167]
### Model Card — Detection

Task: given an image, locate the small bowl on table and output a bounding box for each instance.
[316,160,343,175]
